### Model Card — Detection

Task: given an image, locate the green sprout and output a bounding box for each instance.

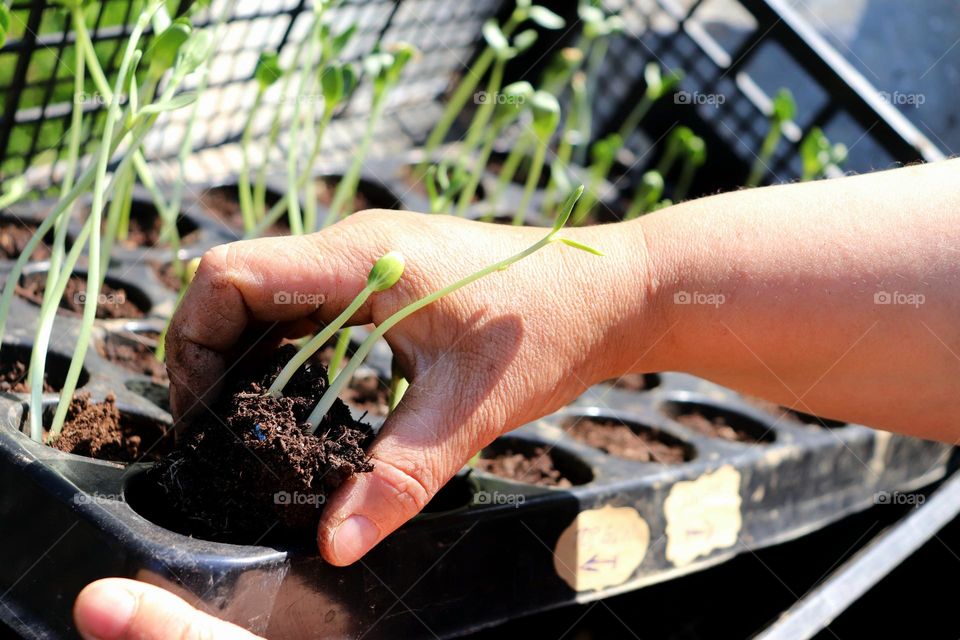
[746,88,796,187]
[512,91,561,226]
[656,125,693,177]
[420,0,564,169]
[388,356,408,411]
[456,80,533,217]
[306,185,601,431]
[146,17,191,80]
[624,170,664,219]
[541,71,587,215]
[0,177,26,209]
[2,4,203,443]
[800,127,847,181]
[427,163,469,214]
[249,60,357,237]
[673,132,706,202]
[324,44,417,226]
[574,8,624,165]
[447,23,538,206]
[571,132,621,224]
[619,62,683,145]
[267,252,405,396]
[238,51,284,233]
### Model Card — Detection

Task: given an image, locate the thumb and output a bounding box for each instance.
[74,578,262,640]
[317,363,498,566]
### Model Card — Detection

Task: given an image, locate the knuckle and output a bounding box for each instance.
[371,456,434,513]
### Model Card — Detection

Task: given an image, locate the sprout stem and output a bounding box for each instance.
[328,327,351,382]
[512,136,547,225]
[50,3,162,438]
[308,186,594,431]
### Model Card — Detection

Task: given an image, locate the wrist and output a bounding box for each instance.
[565,217,674,383]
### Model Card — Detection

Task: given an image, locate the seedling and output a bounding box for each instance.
[512,91,560,226]
[624,170,664,219]
[619,62,683,146]
[324,44,417,226]
[267,252,405,396]
[427,163,470,214]
[541,72,586,215]
[800,127,847,181]
[306,186,602,430]
[0,177,26,209]
[656,125,693,177]
[420,0,564,169]
[249,60,357,237]
[673,132,706,202]
[746,88,796,187]
[236,51,283,232]
[0,7,206,443]
[571,133,620,225]
[456,80,533,216]
[487,49,582,213]
[574,8,624,165]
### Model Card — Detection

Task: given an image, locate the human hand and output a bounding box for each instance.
[74,578,262,640]
[165,210,655,565]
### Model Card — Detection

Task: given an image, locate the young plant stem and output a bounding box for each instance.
[238,90,265,232]
[70,5,170,217]
[268,251,405,396]
[420,14,522,170]
[247,108,334,237]
[389,357,407,411]
[0,114,156,349]
[308,186,597,430]
[324,93,388,225]
[165,3,231,280]
[27,213,94,442]
[50,3,161,438]
[455,129,498,216]
[746,123,782,188]
[455,58,505,166]
[255,29,313,219]
[487,131,532,215]
[328,327,351,382]
[512,136,547,225]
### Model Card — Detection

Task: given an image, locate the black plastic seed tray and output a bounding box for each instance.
[0,352,949,638]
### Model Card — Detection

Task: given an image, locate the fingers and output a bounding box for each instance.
[74,578,262,640]
[317,362,501,565]
[166,221,392,422]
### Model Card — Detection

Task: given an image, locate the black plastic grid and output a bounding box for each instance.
[0,0,944,198]
[0,0,506,193]
[587,0,943,193]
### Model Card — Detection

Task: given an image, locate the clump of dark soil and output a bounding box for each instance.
[97,332,167,383]
[0,219,55,261]
[605,373,661,392]
[566,416,688,464]
[742,396,847,428]
[48,392,167,462]
[103,204,198,249]
[343,371,390,417]
[17,272,146,319]
[0,357,53,393]
[146,344,374,541]
[673,410,761,443]
[476,445,573,488]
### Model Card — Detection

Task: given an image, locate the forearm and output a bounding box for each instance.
[602,158,960,439]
